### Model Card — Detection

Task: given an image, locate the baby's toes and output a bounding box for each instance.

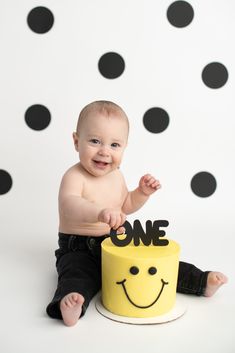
[71,294,79,304]
[65,298,72,307]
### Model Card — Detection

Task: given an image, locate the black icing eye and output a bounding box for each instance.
[130,266,139,275]
[148,267,157,275]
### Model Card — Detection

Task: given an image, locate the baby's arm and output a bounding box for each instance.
[59,168,126,230]
[59,171,101,224]
[122,174,161,215]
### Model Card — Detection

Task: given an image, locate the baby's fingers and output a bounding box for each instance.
[151,180,161,189]
[111,213,124,230]
[109,213,118,229]
[146,177,156,186]
[116,226,126,234]
[144,175,159,187]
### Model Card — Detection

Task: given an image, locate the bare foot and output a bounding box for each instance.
[204,272,228,297]
[60,292,84,326]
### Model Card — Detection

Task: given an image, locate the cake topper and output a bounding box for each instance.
[110,219,169,247]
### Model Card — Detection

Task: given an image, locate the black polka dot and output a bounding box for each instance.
[143,108,169,133]
[25,104,51,131]
[98,52,125,79]
[191,172,217,197]
[148,267,157,275]
[27,7,54,34]
[130,266,139,275]
[167,1,194,28]
[202,62,228,89]
[0,170,13,195]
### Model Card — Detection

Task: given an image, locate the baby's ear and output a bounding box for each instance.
[72,132,79,152]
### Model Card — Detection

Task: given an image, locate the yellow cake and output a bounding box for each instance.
[101,237,180,318]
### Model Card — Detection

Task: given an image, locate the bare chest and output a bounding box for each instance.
[82,175,126,208]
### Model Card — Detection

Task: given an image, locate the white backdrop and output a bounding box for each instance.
[0,1,234,353]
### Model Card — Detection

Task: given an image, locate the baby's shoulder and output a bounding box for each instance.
[62,163,83,179]
[60,163,85,190]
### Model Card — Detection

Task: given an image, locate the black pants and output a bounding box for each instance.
[46,233,210,320]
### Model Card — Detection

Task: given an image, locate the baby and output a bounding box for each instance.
[46,100,227,326]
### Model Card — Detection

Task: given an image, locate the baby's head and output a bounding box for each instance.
[75,100,129,135]
[73,100,129,177]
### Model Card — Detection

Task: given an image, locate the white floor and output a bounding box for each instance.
[1,225,234,353]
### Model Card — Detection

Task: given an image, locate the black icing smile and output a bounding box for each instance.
[116,278,169,309]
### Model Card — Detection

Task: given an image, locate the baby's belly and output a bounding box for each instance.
[59,219,111,236]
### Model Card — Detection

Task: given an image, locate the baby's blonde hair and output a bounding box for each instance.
[76,100,129,134]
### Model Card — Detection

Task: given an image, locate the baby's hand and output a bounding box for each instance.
[98,208,126,231]
[138,174,161,196]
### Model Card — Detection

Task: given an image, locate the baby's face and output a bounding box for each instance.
[74,112,128,177]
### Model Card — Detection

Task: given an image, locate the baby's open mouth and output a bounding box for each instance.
[93,160,109,167]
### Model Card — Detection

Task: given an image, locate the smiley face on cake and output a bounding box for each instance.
[116,265,169,309]
[101,237,180,318]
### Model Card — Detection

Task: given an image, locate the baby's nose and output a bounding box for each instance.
[98,145,110,156]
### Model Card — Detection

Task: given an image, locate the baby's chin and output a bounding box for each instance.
[88,162,121,177]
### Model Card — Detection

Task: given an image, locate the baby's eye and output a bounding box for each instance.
[111,142,120,148]
[90,139,100,144]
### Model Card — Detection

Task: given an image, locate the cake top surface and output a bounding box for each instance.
[101,236,180,259]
